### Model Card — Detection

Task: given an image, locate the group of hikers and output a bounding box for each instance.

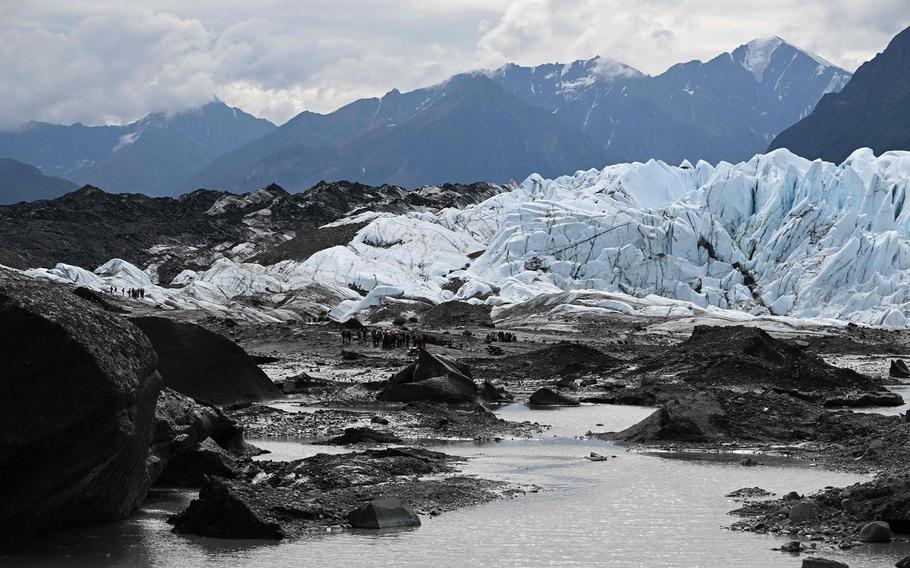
[486,331,518,343]
[109,286,146,299]
[340,328,426,350]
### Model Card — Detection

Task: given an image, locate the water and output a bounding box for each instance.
[4,404,909,568]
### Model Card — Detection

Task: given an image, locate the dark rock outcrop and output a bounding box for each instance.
[478,379,514,403]
[801,558,848,568]
[0,269,161,542]
[891,359,910,378]
[823,390,904,408]
[528,387,580,407]
[379,350,477,404]
[319,427,402,446]
[347,498,420,529]
[131,316,281,405]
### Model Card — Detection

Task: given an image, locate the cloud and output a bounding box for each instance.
[0,0,907,128]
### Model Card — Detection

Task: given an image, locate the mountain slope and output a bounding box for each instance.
[488,38,850,165]
[0,159,78,204]
[0,102,276,196]
[769,26,910,162]
[190,75,608,192]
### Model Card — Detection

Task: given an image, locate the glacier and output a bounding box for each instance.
[18,148,910,328]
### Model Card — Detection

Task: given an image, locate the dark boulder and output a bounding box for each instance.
[479,379,514,403]
[891,359,910,378]
[0,269,161,542]
[379,350,477,404]
[528,387,580,406]
[897,554,910,568]
[858,520,892,543]
[131,316,282,405]
[802,558,848,568]
[319,427,402,446]
[347,498,421,529]
[170,477,285,539]
[148,387,250,487]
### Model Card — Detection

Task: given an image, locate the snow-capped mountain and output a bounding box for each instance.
[188,73,607,193]
[190,37,850,194]
[27,148,910,328]
[0,101,275,197]
[770,25,910,163]
[488,37,851,165]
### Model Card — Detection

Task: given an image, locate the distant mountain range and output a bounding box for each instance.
[0,159,77,204]
[0,101,275,197]
[769,25,910,162]
[0,37,853,196]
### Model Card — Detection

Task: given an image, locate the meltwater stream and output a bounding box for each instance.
[3,404,909,568]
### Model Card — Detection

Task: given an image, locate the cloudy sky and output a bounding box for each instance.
[1,0,907,128]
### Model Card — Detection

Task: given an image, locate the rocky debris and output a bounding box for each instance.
[823,390,904,408]
[611,393,723,442]
[131,316,282,405]
[730,474,910,546]
[858,521,892,543]
[72,285,127,313]
[371,415,390,425]
[478,343,619,386]
[634,326,879,392]
[0,269,161,542]
[891,359,910,378]
[419,301,493,329]
[528,387,580,406]
[789,500,820,523]
[347,498,421,529]
[587,452,610,462]
[802,558,849,568]
[726,487,773,500]
[319,427,402,445]
[379,350,477,404]
[897,554,910,567]
[170,447,522,539]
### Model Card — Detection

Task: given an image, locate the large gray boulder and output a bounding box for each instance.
[347,498,421,529]
[0,270,162,542]
[379,350,477,404]
[131,316,281,405]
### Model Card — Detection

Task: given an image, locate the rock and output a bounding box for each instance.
[155,437,236,486]
[858,521,892,543]
[823,391,904,408]
[780,540,804,553]
[789,500,820,523]
[279,372,330,394]
[784,491,803,500]
[478,379,514,403]
[587,452,609,462]
[802,558,849,568]
[0,269,161,542]
[130,316,282,405]
[148,387,250,486]
[896,554,910,568]
[379,350,477,404]
[613,393,724,442]
[170,477,285,539]
[341,349,361,360]
[371,415,390,425]
[320,427,402,446]
[528,387,580,406]
[347,498,421,529]
[891,359,910,378]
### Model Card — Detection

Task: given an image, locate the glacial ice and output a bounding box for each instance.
[19,147,910,328]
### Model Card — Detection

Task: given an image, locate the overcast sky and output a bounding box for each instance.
[1,0,907,128]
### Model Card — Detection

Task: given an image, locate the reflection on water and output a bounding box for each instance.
[3,404,907,568]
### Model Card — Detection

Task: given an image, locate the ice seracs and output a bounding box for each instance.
[18,148,910,328]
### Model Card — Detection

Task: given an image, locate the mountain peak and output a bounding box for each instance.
[735,36,838,81]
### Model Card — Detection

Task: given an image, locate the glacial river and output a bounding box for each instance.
[3,404,909,568]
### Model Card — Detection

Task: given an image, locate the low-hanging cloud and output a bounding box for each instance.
[0,0,906,129]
